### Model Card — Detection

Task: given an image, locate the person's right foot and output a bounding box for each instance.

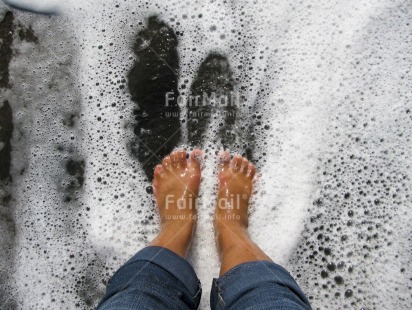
[213,151,271,274]
[214,151,256,231]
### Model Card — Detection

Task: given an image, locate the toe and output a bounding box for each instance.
[246,163,256,178]
[240,158,249,174]
[170,150,180,168]
[231,155,242,173]
[189,149,203,169]
[219,150,230,170]
[176,149,187,168]
[154,164,163,177]
[162,156,172,170]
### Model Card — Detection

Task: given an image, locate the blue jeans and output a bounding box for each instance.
[97,246,311,309]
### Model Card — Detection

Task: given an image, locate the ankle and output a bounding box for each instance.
[214,216,248,233]
[150,219,196,258]
[214,221,249,247]
[161,219,196,235]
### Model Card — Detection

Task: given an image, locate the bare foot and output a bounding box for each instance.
[214,151,256,230]
[214,151,271,275]
[150,149,202,258]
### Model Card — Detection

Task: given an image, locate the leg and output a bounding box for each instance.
[98,149,203,310]
[214,152,270,275]
[211,151,311,309]
[150,148,203,258]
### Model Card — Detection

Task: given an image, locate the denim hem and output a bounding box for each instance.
[124,246,201,297]
[212,260,311,309]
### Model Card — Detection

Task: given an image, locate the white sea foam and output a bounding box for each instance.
[1,0,411,309]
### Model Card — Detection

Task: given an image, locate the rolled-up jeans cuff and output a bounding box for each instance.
[127,246,201,297]
[211,261,311,309]
[98,246,201,309]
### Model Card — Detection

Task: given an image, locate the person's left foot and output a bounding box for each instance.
[152,149,203,229]
[150,149,202,257]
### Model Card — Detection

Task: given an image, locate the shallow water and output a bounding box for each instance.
[0,0,411,309]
